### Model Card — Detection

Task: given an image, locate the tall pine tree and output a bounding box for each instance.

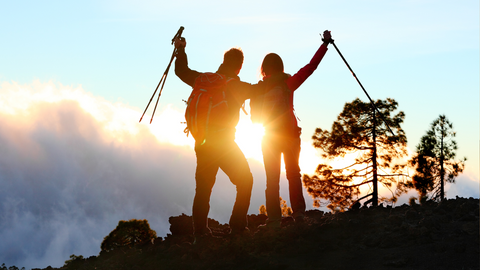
[408,115,466,201]
[303,98,408,211]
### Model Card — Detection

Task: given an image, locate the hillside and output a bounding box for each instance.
[36,197,478,270]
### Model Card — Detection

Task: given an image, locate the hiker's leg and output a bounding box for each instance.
[218,140,253,231]
[284,136,306,220]
[193,143,219,235]
[261,134,282,223]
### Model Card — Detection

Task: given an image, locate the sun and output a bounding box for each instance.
[235,114,265,163]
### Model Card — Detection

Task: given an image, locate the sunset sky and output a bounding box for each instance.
[0,1,478,268]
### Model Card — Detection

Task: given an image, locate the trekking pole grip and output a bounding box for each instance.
[172,26,185,44]
[321,36,334,44]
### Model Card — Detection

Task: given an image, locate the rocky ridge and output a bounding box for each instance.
[37,197,479,270]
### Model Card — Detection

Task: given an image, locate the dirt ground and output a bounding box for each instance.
[37,197,479,270]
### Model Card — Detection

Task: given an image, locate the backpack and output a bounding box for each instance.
[250,82,291,127]
[184,73,233,143]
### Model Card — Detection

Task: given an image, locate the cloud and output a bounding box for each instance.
[445,172,480,200]
[0,81,201,268]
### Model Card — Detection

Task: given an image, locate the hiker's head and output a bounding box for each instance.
[261,53,284,78]
[223,48,244,75]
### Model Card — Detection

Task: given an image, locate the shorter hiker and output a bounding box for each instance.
[174,36,264,242]
[251,30,332,228]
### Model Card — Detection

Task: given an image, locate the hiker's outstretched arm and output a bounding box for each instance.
[286,30,331,91]
[286,44,328,91]
[174,38,201,87]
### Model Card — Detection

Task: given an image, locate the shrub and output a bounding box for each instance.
[101,219,157,252]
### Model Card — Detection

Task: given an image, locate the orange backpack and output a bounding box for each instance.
[185,73,233,143]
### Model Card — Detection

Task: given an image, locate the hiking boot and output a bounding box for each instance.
[229,226,251,239]
[293,215,309,229]
[295,215,305,224]
[257,219,281,233]
[193,232,218,246]
[231,226,250,235]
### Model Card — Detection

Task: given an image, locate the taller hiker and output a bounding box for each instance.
[250,30,332,228]
[174,37,263,242]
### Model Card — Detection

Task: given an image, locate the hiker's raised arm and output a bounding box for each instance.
[286,30,332,91]
[174,37,200,87]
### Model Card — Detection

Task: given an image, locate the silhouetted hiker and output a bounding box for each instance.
[174,37,264,243]
[250,30,332,229]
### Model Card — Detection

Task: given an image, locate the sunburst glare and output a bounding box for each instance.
[235,114,265,163]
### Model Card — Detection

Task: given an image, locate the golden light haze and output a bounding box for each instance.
[1,80,476,203]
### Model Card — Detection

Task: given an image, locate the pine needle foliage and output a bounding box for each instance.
[407,115,466,201]
[101,219,157,252]
[303,98,409,211]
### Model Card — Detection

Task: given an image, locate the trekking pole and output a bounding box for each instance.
[323,35,395,136]
[139,26,185,124]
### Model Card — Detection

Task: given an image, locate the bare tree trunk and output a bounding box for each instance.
[372,109,378,207]
[440,134,445,201]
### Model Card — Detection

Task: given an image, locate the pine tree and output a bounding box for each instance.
[303,98,408,211]
[101,219,157,252]
[408,115,466,201]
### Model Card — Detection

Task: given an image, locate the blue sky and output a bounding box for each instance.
[2,0,478,158]
[0,0,478,268]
